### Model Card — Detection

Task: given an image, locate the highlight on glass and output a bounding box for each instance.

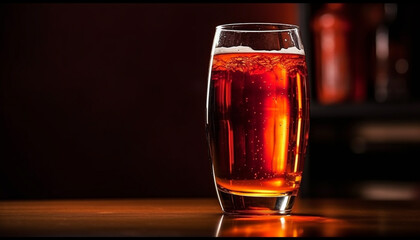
[206,23,310,214]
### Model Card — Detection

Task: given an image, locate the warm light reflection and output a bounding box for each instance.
[294,73,302,173]
[223,76,234,175]
[264,67,289,173]
[215,214,339,237]
[227,121,234,174]
[216,178,295,196]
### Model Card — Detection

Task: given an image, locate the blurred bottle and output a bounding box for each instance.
[312,3,352,105]
[373,3,410,103]
[348,4,372,103]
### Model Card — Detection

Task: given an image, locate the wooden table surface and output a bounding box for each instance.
[1,198,420,237]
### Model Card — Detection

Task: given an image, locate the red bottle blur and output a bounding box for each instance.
[312,3,352,104]
[206,52,310,197]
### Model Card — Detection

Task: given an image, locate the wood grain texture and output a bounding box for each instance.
[1,198,420,237]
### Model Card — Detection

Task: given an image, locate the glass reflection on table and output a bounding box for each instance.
[215,214,341,237]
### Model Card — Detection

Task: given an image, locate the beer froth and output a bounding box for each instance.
[213,46,305,55]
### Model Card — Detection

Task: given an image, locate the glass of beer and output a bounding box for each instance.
[206,23,310,214]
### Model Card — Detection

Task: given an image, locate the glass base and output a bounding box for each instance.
[217,189,296,215]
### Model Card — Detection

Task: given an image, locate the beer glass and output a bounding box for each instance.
[206,23,310,214]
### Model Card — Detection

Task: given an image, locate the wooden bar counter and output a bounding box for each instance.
[1,198,420,237]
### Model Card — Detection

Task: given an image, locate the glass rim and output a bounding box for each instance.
[216,22,299,33]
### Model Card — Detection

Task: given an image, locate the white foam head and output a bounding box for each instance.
[213,46,305,55]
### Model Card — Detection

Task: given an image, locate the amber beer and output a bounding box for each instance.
[207,50,310,200]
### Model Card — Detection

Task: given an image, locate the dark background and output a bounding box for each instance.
[1,3,420,200]
[0,3,298,199]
